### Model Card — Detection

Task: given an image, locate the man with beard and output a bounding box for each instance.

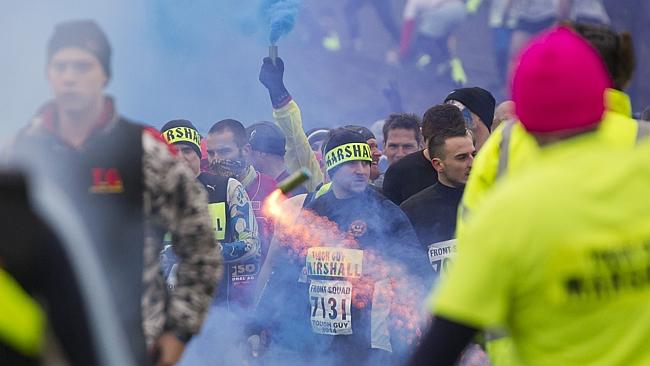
[206,119,277,268]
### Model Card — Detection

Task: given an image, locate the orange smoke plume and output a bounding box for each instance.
[263,190,428,345]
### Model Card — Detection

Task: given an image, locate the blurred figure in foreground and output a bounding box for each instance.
[7,20,221,366]
[411,26,650,366]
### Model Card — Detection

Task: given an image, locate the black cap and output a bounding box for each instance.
[246,121,286,157]
[161,119,202,158]
[445,87,496,130]
[344,125,375,141]
[48,20,112,80]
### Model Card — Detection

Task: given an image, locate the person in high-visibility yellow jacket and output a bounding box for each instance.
[458,22,643,239]
[454,23,645,366]
[411,26,650,366]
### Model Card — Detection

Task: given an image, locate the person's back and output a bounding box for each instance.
[438,133,650,365]
[411,26,650,366]
[458,23,643,237]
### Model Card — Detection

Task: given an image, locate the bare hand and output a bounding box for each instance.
[153,332,186,366]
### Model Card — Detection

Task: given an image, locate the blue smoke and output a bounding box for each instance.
[259,0,301,44]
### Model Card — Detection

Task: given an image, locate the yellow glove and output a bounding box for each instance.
[466,0,482,14]
[450,57,468,86]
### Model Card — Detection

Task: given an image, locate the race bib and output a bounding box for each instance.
[306,247,363,278]
[230,260,259,286]
[309,279,353,335]
[428,239,457,275]
[306,247,363,335]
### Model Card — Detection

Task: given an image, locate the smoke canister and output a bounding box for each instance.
[277,168,311,194]
[269,45,278,66]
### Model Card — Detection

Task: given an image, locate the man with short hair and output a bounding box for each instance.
[401,126,474,278]
[382,113,423,166]
[383,104,467,205]
[444,86,496,151]
[247,121,308,196]
[160,120,259,308]
[206,119,277,262]
[8,20,221,366]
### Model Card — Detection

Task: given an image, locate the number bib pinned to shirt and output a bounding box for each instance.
[428,239,457,275]
[309,280,353,335]
[306,247,363,335]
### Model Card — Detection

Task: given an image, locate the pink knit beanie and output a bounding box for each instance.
[511,27,612,133]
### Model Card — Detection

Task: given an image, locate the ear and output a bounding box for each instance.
[241,143,253,158]
[431,157,444,174]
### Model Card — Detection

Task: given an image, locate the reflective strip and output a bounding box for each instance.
[496,121,516,180]
[315,182,331,199]
[208,202,227,241]
[0,268,45,356]
[636,120,650,144]
[370,278,393,352]
[485,329,509,341]
[460,203,471,222]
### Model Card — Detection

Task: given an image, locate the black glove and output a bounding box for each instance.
[259,57,292,109]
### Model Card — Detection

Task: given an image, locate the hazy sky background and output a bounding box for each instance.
[1,0,312,134]
[5,1,644,138]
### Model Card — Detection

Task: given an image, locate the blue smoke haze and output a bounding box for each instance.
[2,0,498,143]
[260,0,301,44]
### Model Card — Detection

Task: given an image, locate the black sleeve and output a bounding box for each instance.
[382,164,403,205]
[385,202,431,280]
[408,316,478,366]
[37,224,99,366]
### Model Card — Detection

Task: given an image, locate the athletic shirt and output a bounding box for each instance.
[401,183,463,280]
[383,151,438,205]
[434,133,650,365]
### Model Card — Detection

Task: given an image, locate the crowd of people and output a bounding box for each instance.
[1,2,650,366]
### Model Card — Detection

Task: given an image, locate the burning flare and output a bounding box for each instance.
[263,190,428,345]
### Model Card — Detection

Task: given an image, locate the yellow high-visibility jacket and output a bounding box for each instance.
[0,268,45,358]
[457,89,649,238]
